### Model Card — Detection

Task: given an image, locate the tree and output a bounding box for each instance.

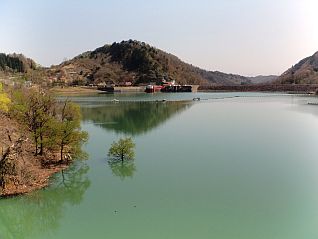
[10,89,56,155]
[11,90,56,155]
[108,137,135,162]
[10,89,87,160]
[53,100,88,162]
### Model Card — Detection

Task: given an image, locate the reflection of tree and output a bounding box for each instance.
[108,160,136,180]
[0,162,90,239]
[81,101,192,135]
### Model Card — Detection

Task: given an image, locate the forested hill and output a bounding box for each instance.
[277,51,318,84]
[49,40,251,85]
[0,53,37,73]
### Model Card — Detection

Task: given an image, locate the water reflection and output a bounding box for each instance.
[0,162,90,239]
[81,101,192,135]
[108,160,136,180]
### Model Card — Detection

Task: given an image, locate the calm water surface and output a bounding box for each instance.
[1,92,318,239]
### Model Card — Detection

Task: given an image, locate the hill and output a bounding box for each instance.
[48,40,251,86]
[278,51,318,84]
[0,53,37,73]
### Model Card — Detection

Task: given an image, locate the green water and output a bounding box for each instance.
[1,92,318,239]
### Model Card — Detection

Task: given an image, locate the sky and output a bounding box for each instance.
[0,0,317,76]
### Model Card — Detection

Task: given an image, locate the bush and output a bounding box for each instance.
[0,83,11,112]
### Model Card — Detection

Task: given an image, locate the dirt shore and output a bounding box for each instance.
[49,86,101,95]
[0,113,69,197]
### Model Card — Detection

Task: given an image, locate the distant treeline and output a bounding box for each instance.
[199,84,318,93]
[0,53,25,72]
[0,53,36,73]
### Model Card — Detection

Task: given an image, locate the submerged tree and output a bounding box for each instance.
[108,137,135,162]
[107,137,136,180]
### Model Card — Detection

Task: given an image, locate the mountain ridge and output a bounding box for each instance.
[1,40,282,86]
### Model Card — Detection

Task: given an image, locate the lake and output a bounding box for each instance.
[1,92,318,239]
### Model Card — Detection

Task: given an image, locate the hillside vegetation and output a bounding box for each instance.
[0,53,37,73]
[278,51,318,84]
[49,40,251,86]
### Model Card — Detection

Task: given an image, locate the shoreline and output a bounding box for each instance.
[0,113,71,198]
[49,84,318,96]
[49,86,101,95]
[0,163,69,198]
[198,84,318,94]
[50,86,145,96]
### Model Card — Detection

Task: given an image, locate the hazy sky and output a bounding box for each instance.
[0,0,317,76]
